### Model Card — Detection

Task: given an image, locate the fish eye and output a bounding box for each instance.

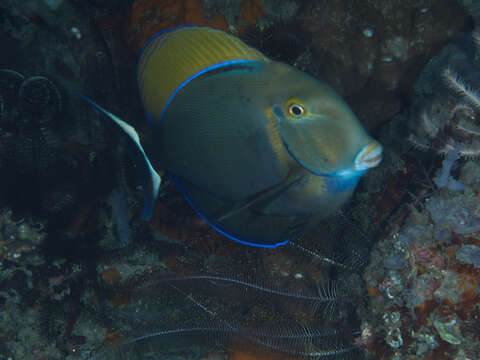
[288,103,305,117]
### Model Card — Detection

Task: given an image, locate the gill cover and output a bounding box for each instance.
[267,64,381,178]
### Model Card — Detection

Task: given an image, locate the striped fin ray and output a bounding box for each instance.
[137,25,270,123]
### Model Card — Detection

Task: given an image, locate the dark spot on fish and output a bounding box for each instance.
[272,104,285,119]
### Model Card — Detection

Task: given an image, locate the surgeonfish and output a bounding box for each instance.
[82,25,382,248]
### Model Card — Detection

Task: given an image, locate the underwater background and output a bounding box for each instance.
[0,0,480,359]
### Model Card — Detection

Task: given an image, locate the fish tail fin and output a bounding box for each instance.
[78,93,161,220]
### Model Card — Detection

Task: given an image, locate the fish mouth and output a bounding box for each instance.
[354,142,382,171]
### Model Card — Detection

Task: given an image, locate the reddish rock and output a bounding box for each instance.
[297,0,471,129]
[102,267,122,284]
[125,0,229,54]
[238,0,266,29]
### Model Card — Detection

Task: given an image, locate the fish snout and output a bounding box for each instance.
[354,141,382,171]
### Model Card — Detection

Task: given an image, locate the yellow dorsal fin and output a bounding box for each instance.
[137,26,270,122]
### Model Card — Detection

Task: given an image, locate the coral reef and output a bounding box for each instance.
[124,0,301,59]
[363,197,480,359]
[360,29,480,359]
[88,217,372,360]
[297,0,471,130]
[125,0,229,54]
[123,0,472,130]
[238,0,265,28]
[2,1,480,360]
[0,71,62,173]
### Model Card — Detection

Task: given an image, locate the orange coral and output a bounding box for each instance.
[125,0,229,54]
[227,334,304,360]
[163,255,179,270]
[229,352,291,360]
[228,338,298,360]
[449,260,480,320]
[148,191,240,257]
[150,200,209,243]
[102,267,122,284]
[109,293,131,309]
[238,0,265,27]
[413,299,437,328]
[104,329,124,348]
[366,284,380,297]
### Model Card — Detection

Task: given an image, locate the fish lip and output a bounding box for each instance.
[354,142,383,171]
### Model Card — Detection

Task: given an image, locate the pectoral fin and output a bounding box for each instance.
[216,167,304,222]
[79,95,161,220]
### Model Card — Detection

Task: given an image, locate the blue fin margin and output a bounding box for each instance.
[168,174,289,248]
[136,24,262,126]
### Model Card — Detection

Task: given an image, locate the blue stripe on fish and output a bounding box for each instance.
[137,25,264,126]
[136,24,196,82]
[156,60,262,125]
[324,172,363,193]
[168,174,290,248]
[136,25,198,124]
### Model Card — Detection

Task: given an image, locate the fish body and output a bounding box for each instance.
[84,25,382,247]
